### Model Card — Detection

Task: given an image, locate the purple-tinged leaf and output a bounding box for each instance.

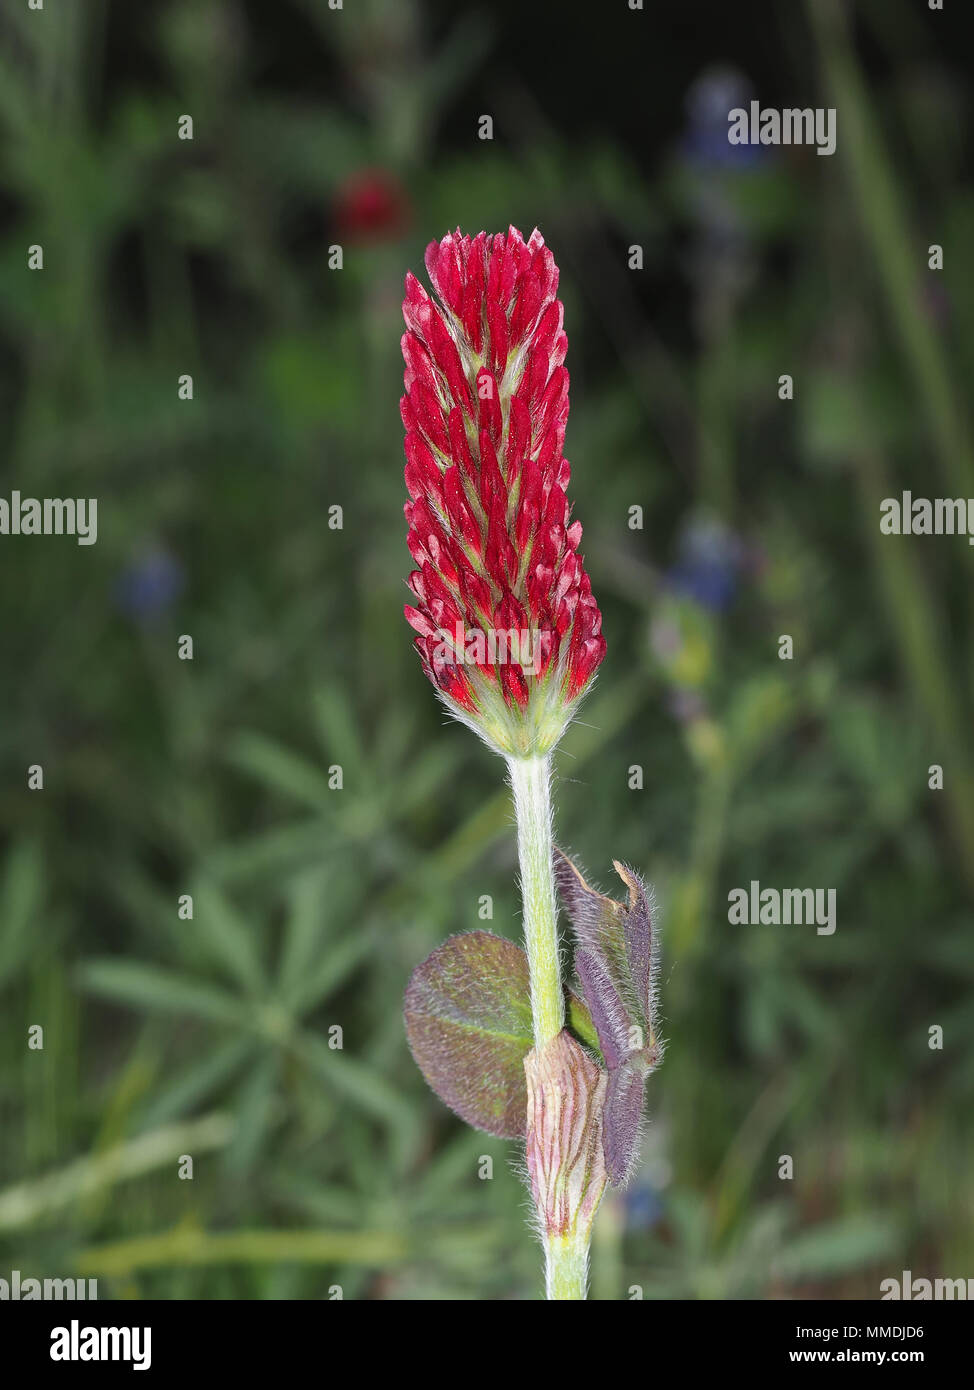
[603,1064,647,1186]
[404,930,598,1138]
[553,852,609,951]
[554,850,664,1187]
[554,849,661,1067]
[575,948,629,1073]
[615,859,652,1021]
[404,931,531,1137]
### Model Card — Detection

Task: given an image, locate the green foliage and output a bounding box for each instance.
[0,0,971,1299]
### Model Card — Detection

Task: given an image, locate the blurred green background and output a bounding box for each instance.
[0,0,972,1300]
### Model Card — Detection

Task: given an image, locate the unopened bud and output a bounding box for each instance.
[524,1030,607,1240]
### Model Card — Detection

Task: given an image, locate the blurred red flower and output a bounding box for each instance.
[334,168,409,243]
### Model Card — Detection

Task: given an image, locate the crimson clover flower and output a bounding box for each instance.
[399,229,662,1299]
[401,226,606,756]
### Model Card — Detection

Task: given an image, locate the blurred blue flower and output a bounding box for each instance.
[624,1180,666,1232]
[666,517,746,612]
[679,67,769,335]
[667,687,708,724]
[682,65,770,172]
[114,547,185,621]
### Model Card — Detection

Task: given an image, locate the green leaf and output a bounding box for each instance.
[80,961,246,1027]
[226,731,334,809]
[290,929,374,1017]
[566,989,600,1055]
[224,1053,280,1176]
[276,868,372,1014]
[189,881,266,996]
[776,1216,901,1281]
[140,1037,256,1130]
[277,868,332,1001]
[311,686,365,773]
[297,1033,419,1139]
[0,839,44,988]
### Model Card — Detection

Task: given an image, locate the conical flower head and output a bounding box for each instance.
[401,226,606,757]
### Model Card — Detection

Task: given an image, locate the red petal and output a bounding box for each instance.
[510,271,542,343]
[505,396,531,480]
[443,466,482,556]
[477,368,502,445]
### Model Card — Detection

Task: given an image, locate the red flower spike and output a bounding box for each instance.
[401,226,607,758]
